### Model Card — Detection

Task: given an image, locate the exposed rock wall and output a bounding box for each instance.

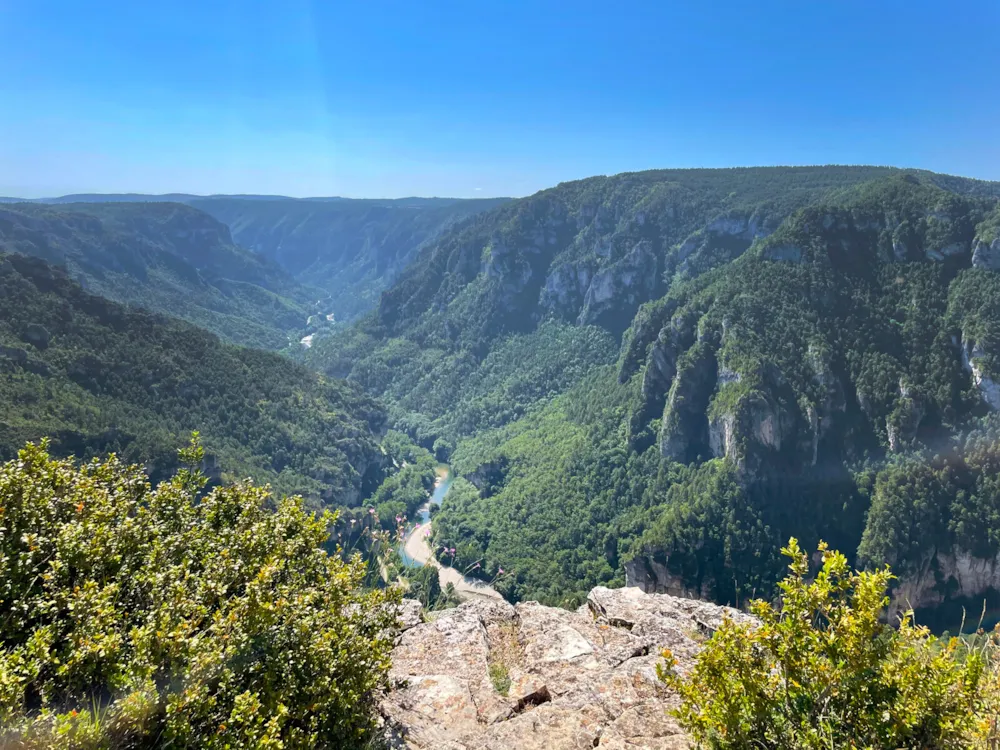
[382,587,752,749]
[623,558,714,601]
[962,334,1000,411]
[972,237,1000,271]
[577,241,661,327]
[659,343,717,462]
[707,387,797,477]
[891,549,1000,619]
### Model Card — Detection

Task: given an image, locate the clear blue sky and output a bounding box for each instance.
[1,0,997,198]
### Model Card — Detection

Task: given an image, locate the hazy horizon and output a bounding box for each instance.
[5,161,1000,203]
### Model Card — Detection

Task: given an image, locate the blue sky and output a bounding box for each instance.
[1,0,997,198]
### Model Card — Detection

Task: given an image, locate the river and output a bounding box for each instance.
[398,465,501,600]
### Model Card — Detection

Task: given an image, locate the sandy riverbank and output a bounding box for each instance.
[402,518,502,600]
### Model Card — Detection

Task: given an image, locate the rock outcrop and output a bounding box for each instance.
[962,334,1000,411]
[707,380,798,477]
[622,558,713,601]
[891,549,1000,619]
[886,379,926,452]
[382,587,751,749]
[972,237,1000,271]
[671,211,776,280]
[577,241,660,327]
[659,343,717,462]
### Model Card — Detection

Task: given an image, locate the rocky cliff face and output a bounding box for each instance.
[382,587,751,749]
[659,343,717,462]
[962,334,1000,411]
[892,549,1000,619]
[972,237,1000,271]
[622,559,714,601]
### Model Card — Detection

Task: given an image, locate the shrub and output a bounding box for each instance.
[0,436,400,749]
[659,538,994,749]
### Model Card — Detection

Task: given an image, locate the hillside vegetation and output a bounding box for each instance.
[0,438,398,748]
[193,196,508,324]
[663,538,998,749]
[0,202,316,348]
[309,167,1000,613]
[0,251,385,506]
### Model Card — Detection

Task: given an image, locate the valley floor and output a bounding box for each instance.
[404,519,502,600]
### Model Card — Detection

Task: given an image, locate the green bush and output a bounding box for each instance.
[660,538,991,749]
[0,436,400,749]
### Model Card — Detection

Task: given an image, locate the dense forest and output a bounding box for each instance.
[191,196,508,324]
[0,201,317,348]
[7,166,1000,616]
[0,251,386,506]
[306,167,1000,613]
[4,166,1000,748]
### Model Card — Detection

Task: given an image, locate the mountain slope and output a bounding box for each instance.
[309,166,1000,614]
[0,251,385,506]
[0,202,317,348]
[191,196,509,324]
[308,167,962,446]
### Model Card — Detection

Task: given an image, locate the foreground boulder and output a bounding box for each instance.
[382,587,751,749]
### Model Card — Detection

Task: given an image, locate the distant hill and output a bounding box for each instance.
[1,193,510,326]
[305,165,1000,615]
[0,251,386,506]
[8,193,485,206]
[0,201,318,348]
[190,196,510,323]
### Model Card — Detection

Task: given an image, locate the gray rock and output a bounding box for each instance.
[381,586,747,748]
[659,344,716,462]
[972,238,1000,271]
[398,599,424,631]
[623,557,712,602]
[577,241,659,326]
[925,242,966,261]
[961,334,1000,411]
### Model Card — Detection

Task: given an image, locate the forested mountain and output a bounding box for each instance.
[0,202,318,348]
[190,196,509,323]
[308,166,1000,617]
[0,251,386,506]
[1,194,508,331]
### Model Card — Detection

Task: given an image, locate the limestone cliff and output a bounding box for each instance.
[659,342,717,462]
[891,549,1000,619]
[972,237,1000,271]
[962,334,1000,411]
[382,587,752,749]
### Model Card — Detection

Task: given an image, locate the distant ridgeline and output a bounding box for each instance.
[0,201,319,348]
[0,251,386,506]
[307,166,1000,616]
[0,195,508,349]
[189,196,509,324]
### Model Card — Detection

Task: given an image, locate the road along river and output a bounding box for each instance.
[398,466,501,600]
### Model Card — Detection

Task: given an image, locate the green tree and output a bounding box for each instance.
[0,437,399,749]
[660,539,990,749]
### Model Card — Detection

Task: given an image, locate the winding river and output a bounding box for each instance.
[398,466,501,600]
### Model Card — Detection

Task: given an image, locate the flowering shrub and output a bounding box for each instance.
[660,538,997,749]
[0,436,399,748]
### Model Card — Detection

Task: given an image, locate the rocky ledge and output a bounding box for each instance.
[381,586,751,749]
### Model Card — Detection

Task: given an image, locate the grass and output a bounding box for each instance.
[487,621,523,696]
[488,663,511,696]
